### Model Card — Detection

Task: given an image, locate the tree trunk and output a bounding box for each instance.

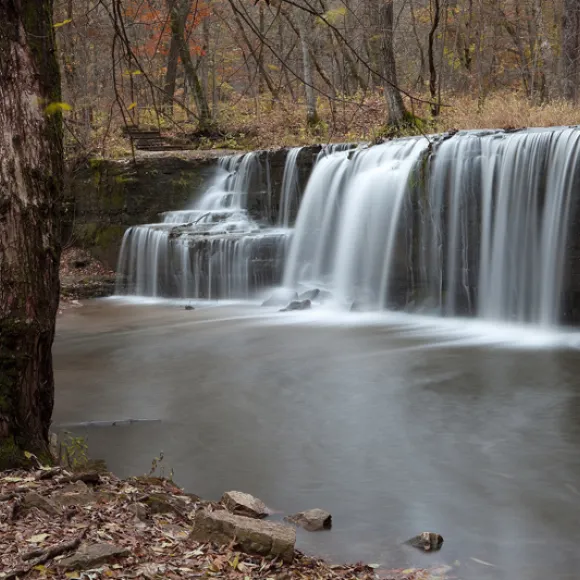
[163,34,180,117]
[563,0,580,101]
[296,10,319,127]
[168,0,212,130]
[0,0,63,468]
[428,0,441,116]
[379,0,406,125]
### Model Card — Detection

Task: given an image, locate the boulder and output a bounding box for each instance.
[190,508,295,562]
[185,305,195,311]
[286,508,332,531]
[22,493,59,516]
[405,532,444,552]
[280,299,311,312]
[221,491,270,519]
[297,288,320,301]
[262,289,298,307]
[144,493,187,515]
[57,543,130,570]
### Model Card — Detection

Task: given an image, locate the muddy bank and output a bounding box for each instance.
[0,467,447,579]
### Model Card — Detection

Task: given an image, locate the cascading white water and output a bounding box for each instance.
[283,127,580,325]
[116,151,289,299]
[283,139,427,307]
[278,147,303,228]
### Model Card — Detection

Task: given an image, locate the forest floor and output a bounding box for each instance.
[88,90,580,157]
[59,248,115,315]
[0,468,451,580]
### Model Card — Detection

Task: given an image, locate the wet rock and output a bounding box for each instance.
[297,288,320,301]
[22,492,59,516]
[184,305,195,310]
[286,508,332,531]
[262,289,298,307]
[57,543,130,570]
[221,490,270,519]
[190,508,295,562]
[280,299,311,312]
[405,532,444,552]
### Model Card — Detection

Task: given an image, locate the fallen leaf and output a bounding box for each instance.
[27,533,49,543]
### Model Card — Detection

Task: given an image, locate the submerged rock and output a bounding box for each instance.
[262,289,298,307]
[286,508,332,531]
[57,543,130,570]
[190,508,295,562]
[280,299,312,312]
[405,532,444,552]
[297,288,320,301]
[221,490,270,519]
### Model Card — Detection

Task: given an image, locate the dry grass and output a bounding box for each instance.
[70,89,580,157]
[436,91,580,131]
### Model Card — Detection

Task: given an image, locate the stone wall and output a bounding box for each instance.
[66,147,321,269]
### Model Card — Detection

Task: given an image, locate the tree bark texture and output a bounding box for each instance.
[380,0,406,125]
[0,0,63,468]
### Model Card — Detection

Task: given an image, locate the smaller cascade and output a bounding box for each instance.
[278,147,303,228]
[115,151,289,299]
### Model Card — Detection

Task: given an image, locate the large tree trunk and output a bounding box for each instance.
[0,0,63,468]
[379,0,406,125]
[168,0,212,130]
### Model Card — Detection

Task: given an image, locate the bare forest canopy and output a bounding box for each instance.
[56,0,580,154]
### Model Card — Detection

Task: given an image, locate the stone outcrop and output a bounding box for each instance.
[190,508,295,562]
[286,508,332,531]
[57,543,130,570]
[221,491,270,519]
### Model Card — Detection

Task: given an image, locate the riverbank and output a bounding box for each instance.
[59,248,115,314]
[0,467,448,579]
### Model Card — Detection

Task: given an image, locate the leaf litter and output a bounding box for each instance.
[0,470,453,579]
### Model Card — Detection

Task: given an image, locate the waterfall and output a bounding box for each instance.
[115,151,289,299]
[282,128,580,325]
[278,147,303,228]
[283,139,427,307]
[115,128,580,325]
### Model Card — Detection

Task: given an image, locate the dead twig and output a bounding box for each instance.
[6,527,90,579]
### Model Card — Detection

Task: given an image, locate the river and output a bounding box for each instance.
[53,298,580,580]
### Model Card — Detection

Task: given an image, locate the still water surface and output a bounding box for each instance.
[53,299,580,579]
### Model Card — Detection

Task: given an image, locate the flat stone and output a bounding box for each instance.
[51,491,107,508]
[221,491,270,519]
[405,532,444,551]
[22,493,59,516]
[286,508,332,531]
[145,493,187,514]
[57,543,130,570]
[190,508,295,562]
